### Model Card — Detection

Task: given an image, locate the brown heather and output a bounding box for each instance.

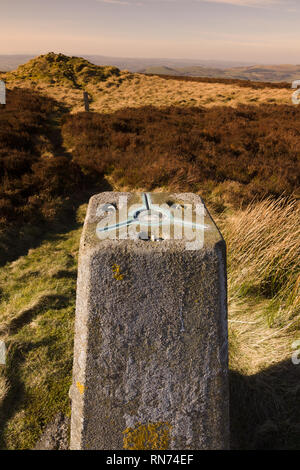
[62,105,300,203]
[0,89,85,228]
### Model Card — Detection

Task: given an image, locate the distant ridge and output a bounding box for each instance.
[1,53,300,82]
[0,54,255,72]
[142,64,300,83]
[0,54,35,71]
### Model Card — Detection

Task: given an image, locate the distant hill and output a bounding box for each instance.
[0,54,35,71]
[143,64,300,83]
[1,53,300,83]
[0,54,255,72]
[83,55,252,72]
[143,65,225,78]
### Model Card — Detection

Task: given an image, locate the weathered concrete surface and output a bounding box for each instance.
[70,192,229,450]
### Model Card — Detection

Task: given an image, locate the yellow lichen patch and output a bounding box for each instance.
[76,381,85,395]
[112,264,124,281]
[123,422,172,450]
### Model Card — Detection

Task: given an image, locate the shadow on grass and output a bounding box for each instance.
[1,353,299,449]
[0,338,49,449]
[230,359,300,449]
[0,293,73,450]
[0,89,113,268]
[0,179,112,268]
[6,295,69,335]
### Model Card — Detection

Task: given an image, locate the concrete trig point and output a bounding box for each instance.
[70,192,229,450]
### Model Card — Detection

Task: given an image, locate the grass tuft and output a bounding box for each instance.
[223,197,300,329]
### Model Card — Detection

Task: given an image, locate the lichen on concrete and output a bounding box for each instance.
[123,422,172,450]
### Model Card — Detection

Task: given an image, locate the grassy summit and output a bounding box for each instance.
[6,52,120,88]
[0,53,293,114]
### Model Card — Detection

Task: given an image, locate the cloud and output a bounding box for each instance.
[196,0,283,6]
[96,0,293,8]
[96,0,142,5]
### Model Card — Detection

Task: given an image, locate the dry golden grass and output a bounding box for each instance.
[224,200,300,449]
[86,73,292,113]
[1,79,83,110]
[220,198,300,374]
[228,296,297,374]
[2,71,293,113]
[0,374,9,404]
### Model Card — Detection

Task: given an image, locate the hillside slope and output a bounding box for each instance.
[144,64,300,83]
[0,53,294,113]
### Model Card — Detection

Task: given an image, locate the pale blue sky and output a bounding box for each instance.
[1,0,300,63]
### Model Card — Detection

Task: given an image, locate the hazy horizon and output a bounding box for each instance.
[1,1,300,63]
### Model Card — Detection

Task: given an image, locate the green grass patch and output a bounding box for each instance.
[0,205,86,449]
